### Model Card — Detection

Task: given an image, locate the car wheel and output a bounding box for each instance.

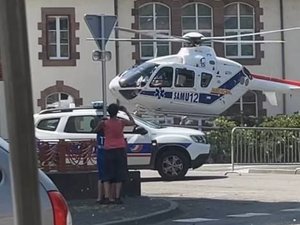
[157,150,189,181]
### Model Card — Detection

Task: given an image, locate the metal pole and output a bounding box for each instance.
[240,96,244,126]
[101,15,107,117]
[0,0,42,225]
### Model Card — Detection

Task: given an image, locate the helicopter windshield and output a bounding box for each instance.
[119,62,159,88]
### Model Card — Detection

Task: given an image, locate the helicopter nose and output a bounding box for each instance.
[109,76,120,96]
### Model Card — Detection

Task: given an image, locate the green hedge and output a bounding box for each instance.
[206,114,300,163]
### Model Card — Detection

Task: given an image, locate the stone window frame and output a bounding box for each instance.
[132,0,263,65]
[38,8,80,66]
[37,80,83,110]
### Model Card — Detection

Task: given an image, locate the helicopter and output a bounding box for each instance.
[98,27,300,117]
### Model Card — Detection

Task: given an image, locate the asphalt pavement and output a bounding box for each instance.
[68,164,300,225]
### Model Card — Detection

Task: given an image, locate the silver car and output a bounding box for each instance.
[0,137,72,225]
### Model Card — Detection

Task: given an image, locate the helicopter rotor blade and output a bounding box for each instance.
[203,27,300,41]
[115,26,183,40]
[212,40,285,44]
[87,37,188,43]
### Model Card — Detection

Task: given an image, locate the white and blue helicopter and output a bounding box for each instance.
[106,27,300,117]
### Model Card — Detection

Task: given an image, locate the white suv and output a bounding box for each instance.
[34,107,210,180]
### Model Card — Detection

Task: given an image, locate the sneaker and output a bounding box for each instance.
[114,198,123,205]
[97,198,111,205]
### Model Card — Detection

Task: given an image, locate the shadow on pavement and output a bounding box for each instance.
[141,175,228,182]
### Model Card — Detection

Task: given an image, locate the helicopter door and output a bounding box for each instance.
[149,66,173,88]
[172,68,197,105]
[146,67,174,108]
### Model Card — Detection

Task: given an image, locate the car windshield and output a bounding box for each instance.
[119,62,159,88]
[132,115,163,129]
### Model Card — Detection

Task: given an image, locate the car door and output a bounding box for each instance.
[123,124,153,166]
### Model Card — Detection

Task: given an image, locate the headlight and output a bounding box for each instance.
[190,135,206,144]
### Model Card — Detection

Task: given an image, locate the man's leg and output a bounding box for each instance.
[115,182,122,199]
[97,180,104,202]
[110,182,116,200]
[103,181,113,201]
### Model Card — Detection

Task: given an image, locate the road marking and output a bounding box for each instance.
[281,208,300,212]
[227,213,270,218]
[173,218,219,223]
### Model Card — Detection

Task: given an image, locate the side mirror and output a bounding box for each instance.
[134,126,148,135]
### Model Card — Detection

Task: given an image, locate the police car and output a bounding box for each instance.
[34,104,210,180]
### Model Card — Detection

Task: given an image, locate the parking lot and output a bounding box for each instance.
[139,165,300,225]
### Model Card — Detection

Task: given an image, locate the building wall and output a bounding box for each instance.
[2,0,300,138]
[25,0,117,113]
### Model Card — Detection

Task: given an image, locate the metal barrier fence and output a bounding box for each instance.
[229,127,300,174]
[37,139,97,172]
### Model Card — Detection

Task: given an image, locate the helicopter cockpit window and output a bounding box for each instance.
[150,67,173,87]
[201,72,212,87]
[119,62,159,88]
[175,68,195,88]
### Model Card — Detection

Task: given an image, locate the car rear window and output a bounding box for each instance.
[37,118,60,131]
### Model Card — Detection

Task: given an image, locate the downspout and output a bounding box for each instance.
[280,0,286,114]
[114,0,120,74]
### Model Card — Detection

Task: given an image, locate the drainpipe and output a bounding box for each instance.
[114,0,120,75]
[280,0,286,114]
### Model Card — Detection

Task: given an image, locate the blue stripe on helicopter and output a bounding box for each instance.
[140,70,244,104]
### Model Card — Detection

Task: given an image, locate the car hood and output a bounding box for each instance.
[153,126,205,135]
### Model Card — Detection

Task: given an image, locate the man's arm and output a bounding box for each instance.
[93,120,104,132]
[119,106,135,126]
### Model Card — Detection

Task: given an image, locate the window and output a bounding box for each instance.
[182,3,213,46]
[64,116,97,133]
[201,72,212,87]
[224,3,255,58]
[139,3,171,59]
[39,8,79,66]
[150,67,173,87]
[47,16,69,59]
[46,93,74,109]
[224,91,258,117]
[175,68,195,88]
[37,118,60,131]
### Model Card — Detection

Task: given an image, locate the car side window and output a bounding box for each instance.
[123,125,135,133]
[37,118,60,131]
[64,116,98,133]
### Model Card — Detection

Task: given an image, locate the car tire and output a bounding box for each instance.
[157,150,189,181]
